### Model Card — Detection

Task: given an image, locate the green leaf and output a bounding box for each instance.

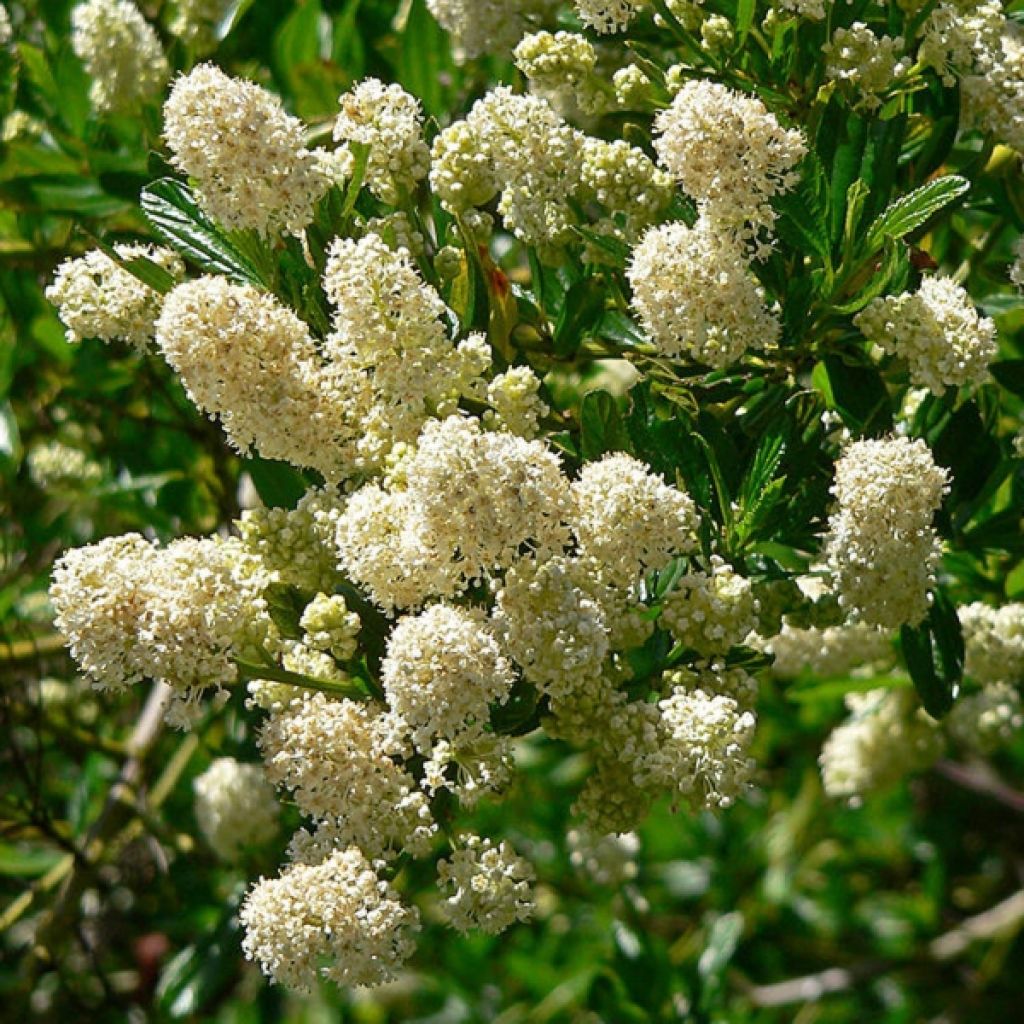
[900,594,962,718]
[864,175,969,253]
[554,277,607,358]
[264,583,310,640]
[156,899,241,1019]
[580,390,631,461]
[813,356,892,435]
[85,234,178,295]
[990,360,1024,397]
[140,179,267,286]
[774,155,830,265]
[397,0,458,117]
[244,456,309,509]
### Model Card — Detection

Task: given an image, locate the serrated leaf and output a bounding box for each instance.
[864,175,969,252]
[140,179,267,286]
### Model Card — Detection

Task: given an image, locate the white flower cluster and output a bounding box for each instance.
[485,366,549,438]
[958,602,1024,686]
[436,835,536,934]
[947,682,1024,755]
[639,686,758,810]
[334,79,430,204]
[240,847,420,992]
[50,533,270,723]
[493,555,609,701]
[1012,236,1024,289]
[427,0,556,58]
[824,23,910,109]
[514,31,603,113]
[773,0,825,20]
[919,0,1004,87]
[193,758,279,861]
[299,593,360,662]
[824,438,949,628]
[855,277,997,395]
[567,828,640,886]
[163,64,334,235]
[820,688,944,801]
[628,217,781,367]
[155,278,349,479]
[571,452,698,588]
[337,415,571,610]
[168,0,232,53]
[27,440,103,491]
[660,558,758,657]
[71,0,168,114]
[381,604,516,753]
[431,88,583,252]
[237,489,346,594]
[574,0,643,34]
[259,692,437,859]
[767,621,894,680]
[322,234,488,465]
[47,245,184,349]
[653,79,806,241]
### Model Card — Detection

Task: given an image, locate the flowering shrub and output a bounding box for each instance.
[4,0,1024,1019]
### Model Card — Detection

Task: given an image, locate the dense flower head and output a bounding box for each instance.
[514,31,602,113]
[156,277,364,480]
[571,452,698,588]
[381,604,516,752]
[653,79,806,240]
[27,440,103,491]
[240,847,420,992]
[660,559,758,657]
[431,88,584,252]
[493,555,610,699]
[574,0,643,33]
[824,23,910,109]
[163,64,332,234]
[628,217,781,366]
[855,277,997,394]
[51,534,271,725]
[775,0,825,20]
[947,682,1024,755]
[237,488,346,594]
[258,693,436,858]
[766,622,894,679]
[639,687,758,810]
[299,593,360,662]
[427,0,556,58]
[436,835,536,934]
[958,602,1024,685]
[47,245,184,349]
[71,0,168,113]
[338,416,571,608]
[962,26,1024,150]
[333,79,430,203]
[824,438,949,628]
[820,688,944,801]
[919,0,1004,86]
[193,758,279,861]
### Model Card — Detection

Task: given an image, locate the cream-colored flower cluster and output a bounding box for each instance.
[574,0,644,34]
[47,245,184,349]
[825,23,910,109]
[240,847,420,992]
[514,31,603,113]
[653,79,806,241]
[436,835,536,934]
[334,79,430,203]
[168,0,232,53]
[855,277,997,395]
[959,602,1024,686]
[193,758,279,861]
[163,64,334,235]
[427,0,556,58]
[628,216,781,367]
[824,438,949,628]
[50,533,271,722]
[820,688,945,802]
[71,0,168,113]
